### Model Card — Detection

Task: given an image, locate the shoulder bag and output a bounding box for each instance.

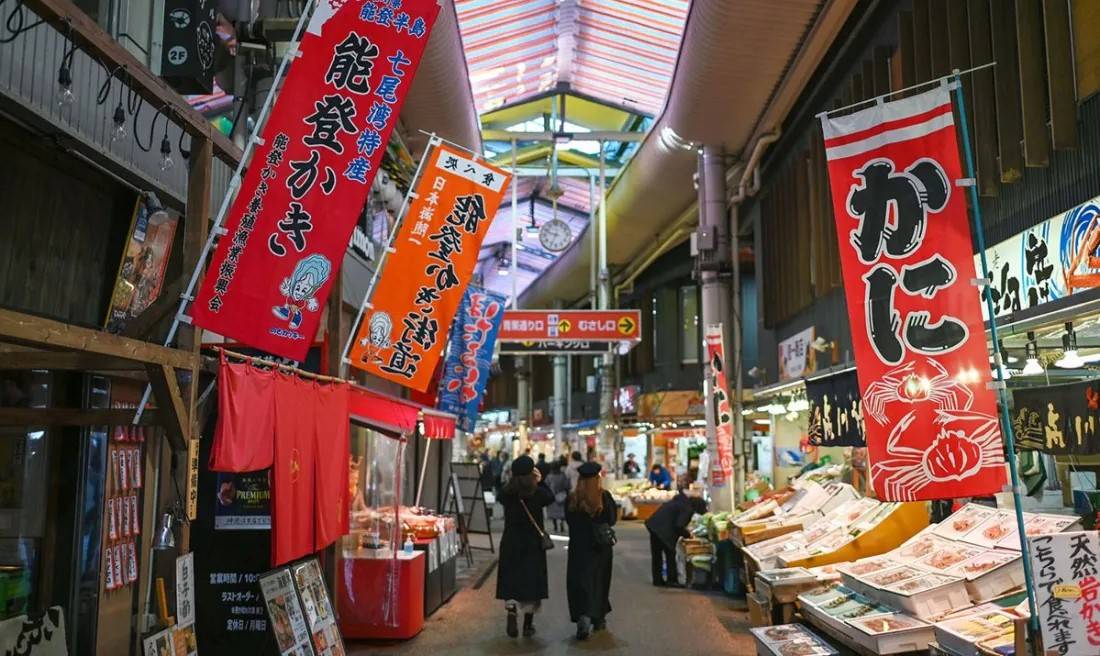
[520,498,555,551]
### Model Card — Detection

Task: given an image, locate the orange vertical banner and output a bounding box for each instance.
[349,143,510,391]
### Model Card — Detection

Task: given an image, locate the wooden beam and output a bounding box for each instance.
[21,0,242,167]
[990,0,1025,182]
[181,136,213,445]
[0,350,146,370]
[0,408,159,426]
[1042,0,1078,150]
[862,61,875,100]
[873,47,892,96]
[968,0,1000,197]
[913,0,932,83]
[145,364,188,450]
[120,277,184,340]
[929,0,951,78]
[0,308,192,370]
[1016,0,1051,167]
[898,11,917,88]
[947,1,976,166]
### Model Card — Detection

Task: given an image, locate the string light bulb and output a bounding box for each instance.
[111,102,127,143]
[1021,332,1044,375]
[159,134,174,172]
[1055,323,1083,369]
[56,62,74,107]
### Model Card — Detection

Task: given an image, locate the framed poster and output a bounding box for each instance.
[105,194,179,334]
[214,472,271,530]
[290,559,345,656]
[258,567,314,656]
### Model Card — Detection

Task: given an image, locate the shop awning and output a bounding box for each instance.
[348,386,457,439]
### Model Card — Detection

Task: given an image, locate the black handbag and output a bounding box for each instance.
[593,522,617,548]
[520,499,555,551]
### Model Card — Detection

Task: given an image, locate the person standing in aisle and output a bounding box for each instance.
[565,450,584,490]
[622,453,642,478]
[565,462,618,640]
[544,462,569,533]
[644,492,707,586]
[495,456,554,638]
[536,452,551,478]
[491,450,506,496]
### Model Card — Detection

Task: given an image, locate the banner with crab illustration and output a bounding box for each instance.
[820,85,1006,501]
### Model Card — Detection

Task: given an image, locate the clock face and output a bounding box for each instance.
[539,219,573,252]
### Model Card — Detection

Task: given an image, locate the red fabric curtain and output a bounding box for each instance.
[314,382,350,551]
[348,387,420,434]
[421,411,456,440]
[272,374,317,566]
[209,358,275,472]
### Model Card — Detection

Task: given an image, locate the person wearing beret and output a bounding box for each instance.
[495,455,555,638]
[565,462,618,640]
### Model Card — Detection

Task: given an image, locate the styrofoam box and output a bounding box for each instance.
[872,578,972,619]
[963,558,1025,602]
[847,614,936,654]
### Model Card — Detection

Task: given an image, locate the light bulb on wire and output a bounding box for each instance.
[111,102,127,143]
[56,63,74,108]
[159,134,174,172]
[1055,323,1083,369]
[1021,332,1044,375]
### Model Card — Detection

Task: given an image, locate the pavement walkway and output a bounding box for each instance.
[349,521,757,655]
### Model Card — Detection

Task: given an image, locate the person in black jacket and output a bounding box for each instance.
[495,456,554,638]
[644,493,707,587]
[565,462,618,640]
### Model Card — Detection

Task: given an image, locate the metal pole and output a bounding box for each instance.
[341,134,442,370]
[588,174,597,308]
[597,144,614,464]
[134,3,315,422]
[511,139,519,307]
[952,71,1040,636]
[415,437,432,508]
[731,203,745,507]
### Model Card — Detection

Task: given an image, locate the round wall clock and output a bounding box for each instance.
[538,218,573,252]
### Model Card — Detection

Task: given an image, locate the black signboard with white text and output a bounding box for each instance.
[807,370,866,447]
[1011,380,1100,455]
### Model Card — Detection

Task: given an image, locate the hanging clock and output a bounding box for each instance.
[538,218,573,252]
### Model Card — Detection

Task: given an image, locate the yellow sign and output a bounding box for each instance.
[1053,583,1081,600]
[558,319,571,334]
[186,437,200,521]
[617,316,636,335]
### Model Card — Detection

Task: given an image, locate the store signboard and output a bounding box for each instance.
[498,310,642,342]
[704,325,734,487]
[778,327,815,381]
[1027,530,1100,653]
[637,391,706,418]
[821,85,1005,501]
[436,286,507,432]
[1011,380,1100,455]
[105,195,179,334]
[258,566,314,656]
[0,607,66,656]
[214,472,271,530]
[192,0,440,360]
[499,340,615,354]
[979,193,1100,320]
[806,370,866,447]
[348,144,511,391]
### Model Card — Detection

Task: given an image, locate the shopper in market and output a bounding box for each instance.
[565,450,584,490]
[622,453,641,478]
[544,461,569,533]
[536,452,551,478]
[648,462,672,490]
[565,462,618,640]
[644,492,707,587]
[495,455,555,638]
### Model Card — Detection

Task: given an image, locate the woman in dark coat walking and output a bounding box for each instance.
[495,456,554,638]
[565,462,618,640]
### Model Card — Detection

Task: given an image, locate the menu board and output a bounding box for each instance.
[1028,531,1100,654]
[259,558,346,656]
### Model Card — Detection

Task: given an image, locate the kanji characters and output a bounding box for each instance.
[445,194,487,234]
[344,156,371,183]
[303,95,358,154]
[376,75,401,104]
[326,33,379,94]
[366,101,393,130]
[268,202,313,255]
[388,50,411,76]
[356,129,383,156]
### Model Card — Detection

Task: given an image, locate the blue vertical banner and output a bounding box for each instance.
[437,286,507,432]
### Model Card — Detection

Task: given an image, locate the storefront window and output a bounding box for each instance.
[679,285,699,364]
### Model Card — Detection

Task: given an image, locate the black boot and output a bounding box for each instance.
[522,613,536,637]
[576,616,592,640]
[506,605,518,638]
[593,617,606,631]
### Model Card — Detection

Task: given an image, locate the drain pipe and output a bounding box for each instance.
[727,131,780,506]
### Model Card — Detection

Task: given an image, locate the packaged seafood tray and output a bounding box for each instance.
[750,624,839,656]
[957,511,1019,549]
[836,557,897,597]
[931,503,998,541]
[873,572,971,619]
[846,613,936,654]
[932,608,1016,656]
[945,550,1024,602]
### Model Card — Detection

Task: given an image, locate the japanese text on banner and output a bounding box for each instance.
[704,325,733,487]
[191,0,440,360]
[437,286,507,432]
[349,145,510,391]
[819,86,1005,501]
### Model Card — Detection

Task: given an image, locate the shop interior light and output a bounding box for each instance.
[788,396,810,413]
[989,340,1018,364]
[1021,332,1044,375]
[1055,322,1084,369]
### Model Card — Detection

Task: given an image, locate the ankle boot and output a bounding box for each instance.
[506,605,518,638]
[576,616,592,640]
[522,613,536,637]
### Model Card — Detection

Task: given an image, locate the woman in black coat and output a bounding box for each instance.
[565,462,618,640]
[495,455,554,638]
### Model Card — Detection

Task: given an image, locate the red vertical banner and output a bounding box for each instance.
[704,324,733,487]
[347,144,511,391]
[820,85,1006,501]
[192,1,441,360]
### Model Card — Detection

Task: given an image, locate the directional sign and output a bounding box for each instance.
[500,340,630,355]
[499,310,642,342]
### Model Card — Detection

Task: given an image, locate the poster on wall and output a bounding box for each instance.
[214,472,271,530]
[704,324,734,487]
[979,193,1100,320]
[1011,380,1100,455]
[0,606,67,656]
[778,327,816,381]
[820,85,1005,501]
[806,370,866,447]
[1027,530,1100,654]
[436,286,507,432]
[348,143,511,391]
[105,195,179,334]
[258,567,315,656]
[191,0,441,360]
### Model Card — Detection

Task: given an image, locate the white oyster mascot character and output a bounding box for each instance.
[273,254,332,330]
